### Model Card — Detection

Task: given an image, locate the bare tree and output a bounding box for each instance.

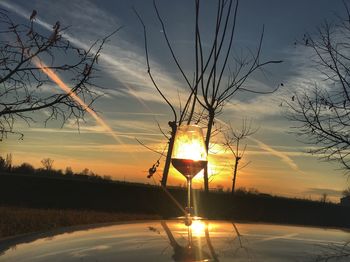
[223,119,257,194]
[192,0,281,192]
[41,157,54,171]
[5,153,12,171]
[0,156,5,170]
[135,0,281,191]
[288,2,350,174]
[65,166,74,176]
[320,192,329,204]
[0,153,13,172]
[0,9,116,140]
[134,5,202,187]
[343,187,350,197]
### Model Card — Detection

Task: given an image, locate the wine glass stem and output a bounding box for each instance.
[187,177,192,217]
[188,223,192,248]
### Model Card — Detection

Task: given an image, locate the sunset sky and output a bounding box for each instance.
[0,0,348,202]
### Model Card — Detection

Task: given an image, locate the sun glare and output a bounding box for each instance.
[190,220,206,237]
[194,161,216,181]
[172,126,207,161]
[175,219,207,238]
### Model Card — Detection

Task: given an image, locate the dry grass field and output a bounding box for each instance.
[0,206,160,239]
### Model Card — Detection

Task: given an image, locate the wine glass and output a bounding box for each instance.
[171,124,207,224]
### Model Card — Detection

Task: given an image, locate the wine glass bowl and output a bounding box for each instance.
[171,125,207,178]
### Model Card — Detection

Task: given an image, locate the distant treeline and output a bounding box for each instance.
[1,174,350,229]
[0,155,112,183]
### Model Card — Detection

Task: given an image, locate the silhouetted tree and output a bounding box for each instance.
[0,8,116,140]
[134,8,197,187]
[343,187,350,197]
[14,162,35,174]
[288,2,350,174]
[0,156,5,171]
[0,157,112,182]
[223,119,257,194]
[80,168,89,176]
[65,166,74,176]
[320,193,329,204]
[41,158,54,171]
[135,0,281,192]
[5,153,12,171]
[192,0,281,192]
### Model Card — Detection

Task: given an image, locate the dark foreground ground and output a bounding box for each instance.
[0,207,159,239]
[1,173,350,237]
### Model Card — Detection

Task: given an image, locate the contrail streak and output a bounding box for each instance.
[2,0,170,156]
[0,1,158,117]
[0,0,128,145]
[32,57,126,147]
[249,137,303,175]
[215,118,303,174]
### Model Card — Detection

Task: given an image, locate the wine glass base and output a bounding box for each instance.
[175,215,204,226]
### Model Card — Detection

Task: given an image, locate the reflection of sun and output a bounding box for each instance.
[190,220,206,237]
[174,220,207,237]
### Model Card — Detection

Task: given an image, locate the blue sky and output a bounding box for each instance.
[0,0,348,202]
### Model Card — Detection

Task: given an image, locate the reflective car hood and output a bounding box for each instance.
[0,220,349,261]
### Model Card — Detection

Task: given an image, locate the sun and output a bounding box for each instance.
[193,158,217,181]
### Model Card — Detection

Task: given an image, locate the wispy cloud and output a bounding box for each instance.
[223,45,331,119]
[304,187,342,198]
[27,127,163,139]
[2,0,329,122]
[244,149,308,157]
[2,0,292,121]
[214,118,304,173]
[60,143,165,154]
[0,1,189,113]
[249,137,303,174]
[0,0,194,147]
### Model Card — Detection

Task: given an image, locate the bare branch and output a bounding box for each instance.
[0,9,118,139]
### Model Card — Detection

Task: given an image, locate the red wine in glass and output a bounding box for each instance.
[172,158,207,179]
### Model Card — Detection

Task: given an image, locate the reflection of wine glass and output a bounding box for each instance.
[171,125,207,222]
[160,220,216,262]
